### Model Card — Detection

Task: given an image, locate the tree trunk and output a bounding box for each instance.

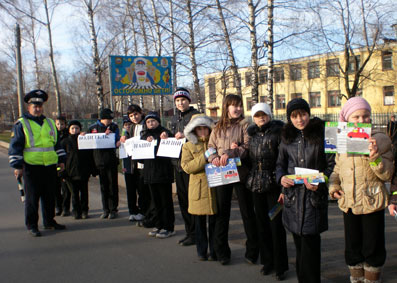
[151,0,163,117]
[215,0,242,98]
[248,0,259,104]
[266,0,274,113]
[85,0,104,115]
[28,0,40,89]
[186,0,202,112]
[137,0,152,109]
[44,0,61,117]
[169,0,177,114]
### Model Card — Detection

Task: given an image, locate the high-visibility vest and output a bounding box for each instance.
[19,117,58,166]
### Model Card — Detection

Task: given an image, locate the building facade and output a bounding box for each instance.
[204,42,397,118]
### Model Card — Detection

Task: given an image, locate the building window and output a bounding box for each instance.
[274,67,284,82]
[210,109,218,117]
[290,64,302,81]
[308,61,320,79]
[291,93,302,99]
[208,77,216,103]
[259,96,268,103]
[328,90,341,107]
[221,75,229,89]
[246,97,252,110]
[348,55,360,73]
[326,58,339,77]
[382,51,393,70]
[384,86,395,105]
[259,69,268,84]
[276,94,286,109]
[245,72,252,87]
[309,91,321,108]
[233,74,242,88]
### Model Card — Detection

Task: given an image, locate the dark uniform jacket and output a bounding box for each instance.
[61,134,95,180]
[275,117,335,236]
[170,107,200,171]
[140,125,174,184]
[246,120,284,193]
[88,120,120,169]
[9,113,66,169]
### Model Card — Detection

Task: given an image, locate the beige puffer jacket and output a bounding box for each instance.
[181,114,217,215]
[329,131,394,214]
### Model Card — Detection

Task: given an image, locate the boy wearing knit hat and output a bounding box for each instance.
[62,120,95,220]
[169,87,200,246]
[141,111,176,238]
[87,108,121,219]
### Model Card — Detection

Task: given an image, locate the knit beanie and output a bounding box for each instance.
[173,87,191,102]
[68,120,82,130]
[144,111,161,124]
[251,103,272,119]
[286,98,310,122]
[339,97,371,122]
[100,108,114,119]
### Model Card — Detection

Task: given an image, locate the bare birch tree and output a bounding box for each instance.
[215,0,242,98]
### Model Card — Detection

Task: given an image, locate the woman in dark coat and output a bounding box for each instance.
[276,98,335,283]
[246,103,288,280]
[140,112,175,239]
[62,120,95,219]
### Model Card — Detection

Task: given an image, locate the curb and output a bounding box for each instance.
[0,140,9,149]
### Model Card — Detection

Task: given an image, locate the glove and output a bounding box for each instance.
[204,148,217,160]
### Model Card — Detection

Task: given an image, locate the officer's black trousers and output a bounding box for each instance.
[174,168,195,239]
[23,163,57,229]
[98,166,119,213]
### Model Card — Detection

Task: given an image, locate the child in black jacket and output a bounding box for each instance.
[141,111,175,239]
[62,120,95,219]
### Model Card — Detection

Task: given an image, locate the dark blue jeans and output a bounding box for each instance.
[195,215,216,258]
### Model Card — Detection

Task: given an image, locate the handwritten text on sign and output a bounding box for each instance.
[78,133,115,149]
[129,140,157,160]
[156,138,186,158]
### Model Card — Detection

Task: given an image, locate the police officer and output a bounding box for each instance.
[8,90,67,237]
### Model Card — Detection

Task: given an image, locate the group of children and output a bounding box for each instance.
[56,89,396,283]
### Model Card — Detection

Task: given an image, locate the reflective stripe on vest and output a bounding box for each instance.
[19,117,58,166]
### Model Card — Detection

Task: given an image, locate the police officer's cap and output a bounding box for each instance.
[24,89,48,105]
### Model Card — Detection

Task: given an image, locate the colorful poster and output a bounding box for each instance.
[205,158,240,188]
[325,122,371,155]
[109,56,172,96]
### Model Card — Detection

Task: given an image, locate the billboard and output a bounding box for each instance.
[109,55,172,96]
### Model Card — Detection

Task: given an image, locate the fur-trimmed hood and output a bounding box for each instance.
[184,114,215,144]
[281,117,324,145]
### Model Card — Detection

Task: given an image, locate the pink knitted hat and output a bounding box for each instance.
[339,97,371,122]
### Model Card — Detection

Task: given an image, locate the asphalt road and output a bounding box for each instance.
[0,147,396,283]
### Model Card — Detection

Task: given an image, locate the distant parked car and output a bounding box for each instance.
[348,128,369,139]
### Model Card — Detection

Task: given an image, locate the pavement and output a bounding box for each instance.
[0,146,396,283]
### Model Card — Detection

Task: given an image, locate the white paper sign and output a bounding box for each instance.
[129,140,157,160]
[78,133,115,149]
[118,143,128,159]
[156,138,186,158]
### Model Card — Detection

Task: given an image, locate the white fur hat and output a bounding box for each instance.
[251,103,272,119]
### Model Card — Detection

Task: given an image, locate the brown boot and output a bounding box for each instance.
[348,263,364,283]
[364,263,382,283]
